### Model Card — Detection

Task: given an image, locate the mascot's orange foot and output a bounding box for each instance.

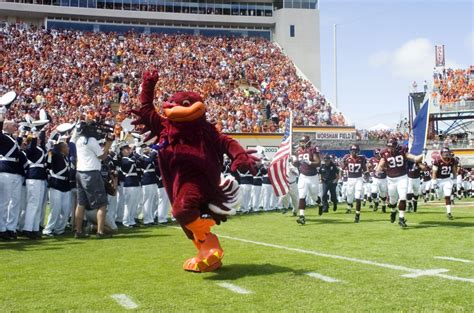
[183,233,224,273]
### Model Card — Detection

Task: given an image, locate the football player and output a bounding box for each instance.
[295,135,321,225]
[421,162,432,203]
[342,144,367,223]
[376,138,423,227]
[339,168,349,204]
[407,161,424,213]
[368,149,388,212]
[432,147,458,220]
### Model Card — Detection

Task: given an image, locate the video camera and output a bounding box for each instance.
[76,120,114,142]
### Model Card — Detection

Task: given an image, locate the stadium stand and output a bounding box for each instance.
[432,67,474,105]
[0,23,344,133]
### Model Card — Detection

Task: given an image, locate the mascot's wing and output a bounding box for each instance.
[131,70,163,143]
[208,176,240,217]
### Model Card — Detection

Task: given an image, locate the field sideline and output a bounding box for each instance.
[1,200,473,312]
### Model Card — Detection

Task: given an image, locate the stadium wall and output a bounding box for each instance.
[273,8,321,89]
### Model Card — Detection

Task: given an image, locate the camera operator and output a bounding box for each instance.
[73,121,114,239]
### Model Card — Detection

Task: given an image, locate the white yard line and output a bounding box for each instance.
[434,256,473,263]
[110,294,138,310]
[306,272,342,283]
[166,226,474,283]
[216,282,253,294]
[216,234,474,284]
[401,269,449,278]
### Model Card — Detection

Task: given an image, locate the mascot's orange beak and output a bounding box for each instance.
[163,101,206,122]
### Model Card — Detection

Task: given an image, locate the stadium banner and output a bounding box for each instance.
[246,146,279,159]
[313,131,357,141]
[435,45,445,67]
[292,126,357,142]
[410,99,430,155]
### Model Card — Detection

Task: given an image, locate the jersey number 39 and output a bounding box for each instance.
[387,155,404,168]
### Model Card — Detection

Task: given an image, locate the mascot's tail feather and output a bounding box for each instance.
[208,176,240,216]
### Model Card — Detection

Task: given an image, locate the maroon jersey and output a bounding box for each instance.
[342,154,367,178]
[422,166,432,182]
[433,157,458,179]
[407,161,421,179]
[369,156,387,179]
[380,145,409,178]
[296,147,319,176]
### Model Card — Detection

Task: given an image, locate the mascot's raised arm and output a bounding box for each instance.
[132,70,259,272]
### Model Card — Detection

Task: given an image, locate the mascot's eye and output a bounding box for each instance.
[182,100,190,106]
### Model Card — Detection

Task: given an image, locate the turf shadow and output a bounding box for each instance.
[203,263,306,281]
[112,233,172,239]
[416,221,474,228]
[0,239,85,251]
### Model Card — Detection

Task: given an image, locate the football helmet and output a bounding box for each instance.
[299,135,311,148]
[441,147,451,159]
[350,144,360,156]
[374,148,381,158]
[386,138,398,148]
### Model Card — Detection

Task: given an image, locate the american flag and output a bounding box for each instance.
[268,117,292,196]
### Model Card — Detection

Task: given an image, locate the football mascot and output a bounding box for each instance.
[132,70,258,272]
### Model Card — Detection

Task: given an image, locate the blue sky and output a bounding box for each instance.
[318,0,473,129]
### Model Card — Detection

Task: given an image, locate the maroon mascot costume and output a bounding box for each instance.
[132,70,258,272]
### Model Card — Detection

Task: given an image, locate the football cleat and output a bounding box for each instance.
[447,213,454,220]
[297,216,306,225]
[346,208,352,214]
[292,210,297,217]
[398,217,407,228]
[318,205,323,216]
[390,211,397,223]
[354,213,360,223]
[381,205,386,213]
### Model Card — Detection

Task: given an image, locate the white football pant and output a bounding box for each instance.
[346,177,363,204]
[387,175,408,205]
[298,174,319,201]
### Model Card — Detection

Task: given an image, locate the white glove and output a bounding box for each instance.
[0,106,6,122]
[304,159,312,165]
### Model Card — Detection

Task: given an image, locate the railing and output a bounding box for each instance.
[1,0,274,16]
[438,100,474,113]
[425,140,474,150]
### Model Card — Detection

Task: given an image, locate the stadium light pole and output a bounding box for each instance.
[333,23,338,109]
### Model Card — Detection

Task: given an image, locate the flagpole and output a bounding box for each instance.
[289,110,293,156]
[422,98,431,161]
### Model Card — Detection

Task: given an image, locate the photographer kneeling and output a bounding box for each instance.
[73,121,114,239]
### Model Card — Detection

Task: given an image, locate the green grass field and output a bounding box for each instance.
[1,200,473,312]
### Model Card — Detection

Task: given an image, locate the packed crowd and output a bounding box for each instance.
[432,67,474,105]
[0,24,345,134]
